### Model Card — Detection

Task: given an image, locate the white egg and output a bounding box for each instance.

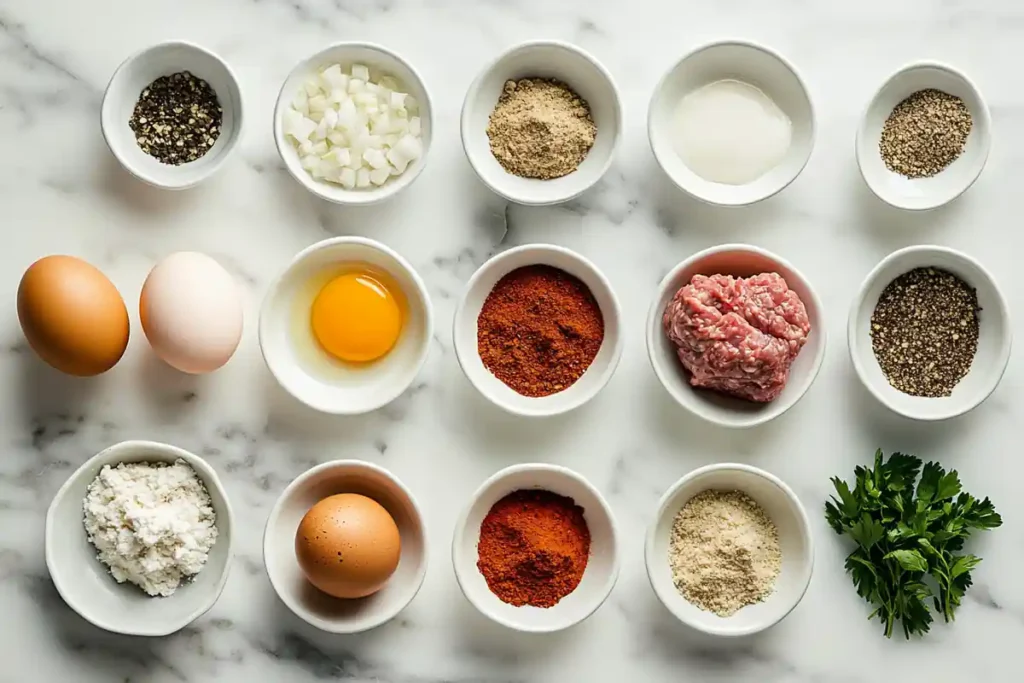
[140,252,243,374]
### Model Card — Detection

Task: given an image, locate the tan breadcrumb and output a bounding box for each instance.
[485,78,596,180]
[668,489,781,617]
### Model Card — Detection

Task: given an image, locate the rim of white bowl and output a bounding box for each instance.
[262,459,428,633]
[258,235,434,415]
[451,463,621,633]
[452,243,624,417]
[645,243,827,428]
[44,440,235,636]
[101,40,243,190]
[273,41,433,205]
[855,60,991,211]
[644,462,814,637]
[847,244,1012,420]
[647,39,816,207]
[460,39,622,206]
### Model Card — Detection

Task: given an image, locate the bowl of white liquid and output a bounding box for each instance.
[648,40,815,206]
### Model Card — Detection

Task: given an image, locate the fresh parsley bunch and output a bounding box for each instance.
[825,450,1001,639]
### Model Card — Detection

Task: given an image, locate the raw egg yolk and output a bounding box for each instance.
[311,273,402,362]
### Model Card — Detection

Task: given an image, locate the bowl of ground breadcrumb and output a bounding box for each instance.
[461,40,622,206]
[645,463,813,637]
[45,440,234,636]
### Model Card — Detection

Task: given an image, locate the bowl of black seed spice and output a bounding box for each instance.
[101,41,243,190]
[848,245,1010,421]
[856,61,990,211]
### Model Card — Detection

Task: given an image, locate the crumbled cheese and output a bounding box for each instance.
[83,459,218,597]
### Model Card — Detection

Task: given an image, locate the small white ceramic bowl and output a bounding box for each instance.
[264,460,427,634]
[44,440,234,636]
[857,62,991,211]
[848,245,1011,420]
[648,40,815,206]
[259,236,433,415]
[452,464,619,633]
[646,463,813,637]
[647,244,826,429]
[461,41,622,206]
[453,244,623,417]
[274,42,433,205]
[101,41,243,190]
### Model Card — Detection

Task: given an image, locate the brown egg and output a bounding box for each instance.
[17,256,130,376]
[295,493,401,599]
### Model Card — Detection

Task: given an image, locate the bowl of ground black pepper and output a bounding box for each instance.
[101,41,242,190]
[453,244,623,417]
[452,463,619,633]
[857,61,991,210]
[849,245,1011,421]
[461,41,622,205]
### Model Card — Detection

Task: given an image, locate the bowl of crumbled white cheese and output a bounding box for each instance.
[45,440,234,636]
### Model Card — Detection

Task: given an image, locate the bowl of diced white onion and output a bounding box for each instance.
[274,43,432,205]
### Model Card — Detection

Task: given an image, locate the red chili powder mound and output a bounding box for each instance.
[476,489,591,608]
[476,265,604,397]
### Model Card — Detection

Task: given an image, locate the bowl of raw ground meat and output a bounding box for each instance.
[646,244,826,428]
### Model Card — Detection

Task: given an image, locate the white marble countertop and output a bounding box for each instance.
[0,0,1021,681]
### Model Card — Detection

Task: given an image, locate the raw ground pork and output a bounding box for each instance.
[663,273,811,402]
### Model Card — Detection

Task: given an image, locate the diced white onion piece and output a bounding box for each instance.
[370,167,391,185]
[364,134,383,150]
[370,112,390,134]
[395,134,422,161]
[363,149,388,169]
[383,133,399,147]
[308,95,327,112]
[409,116,421,136]
[345,150,362,169]
[404,95,418,112]
[292,90,309,114]
[327,131,346,146]
[321,64,345,88]
[284,110,317,141]
[378,76,399,91]
[299,139,314,155]
[337,98,358,129]
[351,64,370,81]
[313,118,329,141]
[311,140,328,156]
[339,167,356,189]
[300,155,318,171]
[334,148,352,167]
[389,92,407,109]
[328,87,349,105]
[309,110,325,123]
[304,81,321,97]
[354,92,377,107]
[348,78,365,94]
[356,168,371,188]
[322,107,338,130]
[386,148,409,173]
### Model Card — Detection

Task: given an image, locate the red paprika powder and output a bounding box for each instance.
[477,265,604,397]
[476,489,591,608]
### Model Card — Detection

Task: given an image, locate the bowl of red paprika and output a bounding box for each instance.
[453,244,623,417]
[452,463,620,633]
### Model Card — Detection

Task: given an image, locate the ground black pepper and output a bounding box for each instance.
[129,71,222,165]
[870,267,980,397]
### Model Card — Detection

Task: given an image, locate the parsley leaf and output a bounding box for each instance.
[826,450,1001,638]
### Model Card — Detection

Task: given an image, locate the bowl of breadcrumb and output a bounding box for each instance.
[645,463,813,637]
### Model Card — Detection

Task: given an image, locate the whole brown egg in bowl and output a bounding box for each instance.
[645,244,826,429]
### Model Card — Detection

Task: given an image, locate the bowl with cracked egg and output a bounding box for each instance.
[645,463,813,637]
[44,440,234,636]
